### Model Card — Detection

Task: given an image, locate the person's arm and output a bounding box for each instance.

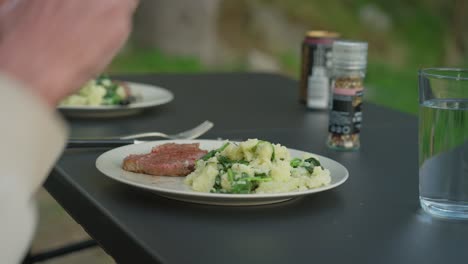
[0,0,138,262]
[0,74,67,264]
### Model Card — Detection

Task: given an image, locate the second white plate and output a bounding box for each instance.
[58,82,174,118]
[96,140,349,206]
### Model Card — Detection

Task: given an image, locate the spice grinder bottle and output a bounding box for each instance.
[326,40,368,151]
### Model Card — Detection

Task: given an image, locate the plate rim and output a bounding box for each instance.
[95,139,349,200]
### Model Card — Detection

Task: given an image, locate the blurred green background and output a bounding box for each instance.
[107,0,468,115]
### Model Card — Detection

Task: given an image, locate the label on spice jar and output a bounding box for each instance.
[328,87,363,135]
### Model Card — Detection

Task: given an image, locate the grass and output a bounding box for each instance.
[366,62,419,114]
[108,49,204,74]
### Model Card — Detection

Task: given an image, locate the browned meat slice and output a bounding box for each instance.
[151,143,205,154]
[122,143,208,176]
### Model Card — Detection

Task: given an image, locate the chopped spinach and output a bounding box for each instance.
[230,179,253,194]
[217,155,250,169]
[210,174,223,193]
[201,142,230,161]
[304,157,321,167]
[270,143,275,161]
[227,168,234,182]
[290,158,302,168]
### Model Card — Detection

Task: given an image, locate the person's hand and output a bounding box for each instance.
[0,0,138,106]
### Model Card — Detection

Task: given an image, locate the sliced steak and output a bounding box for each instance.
[122,143,207,176]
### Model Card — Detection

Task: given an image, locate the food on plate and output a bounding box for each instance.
[122,143,208,176]
[121,139,331,194]
[184,139,331,194]
[60,75,135,106]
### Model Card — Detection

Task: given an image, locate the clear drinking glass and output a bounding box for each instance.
[419,68,468,219]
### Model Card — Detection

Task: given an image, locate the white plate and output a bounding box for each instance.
[58,82,174,118]
[96,140,349,206]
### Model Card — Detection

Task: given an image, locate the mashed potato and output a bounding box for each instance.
[60,75,129,106]
[184,139,331,194]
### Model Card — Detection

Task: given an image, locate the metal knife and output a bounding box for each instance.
[67,139,144,148]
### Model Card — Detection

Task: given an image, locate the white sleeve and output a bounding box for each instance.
[0,74,68,264]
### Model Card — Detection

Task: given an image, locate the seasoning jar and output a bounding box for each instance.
[326,40,368,151]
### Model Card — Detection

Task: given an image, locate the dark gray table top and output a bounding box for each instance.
[46,73,468,264]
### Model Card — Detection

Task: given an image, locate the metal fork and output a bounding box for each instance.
[67,120,214,148]
[119,120,213,140]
